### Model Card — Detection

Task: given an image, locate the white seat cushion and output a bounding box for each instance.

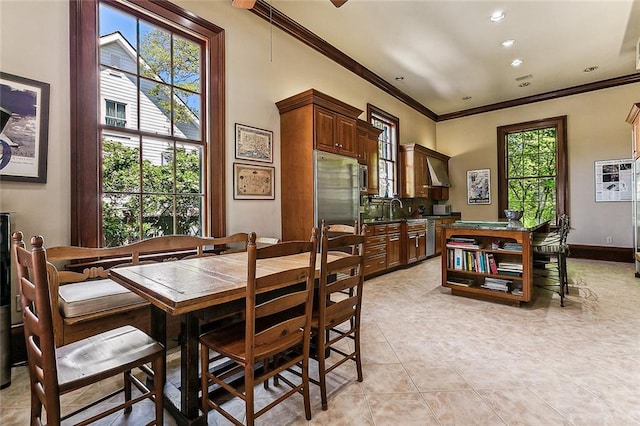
[58,279,147,318]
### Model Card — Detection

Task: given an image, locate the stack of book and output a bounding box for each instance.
[496,261,523,276]
[446,277,475,287]
[446,237,483,249]
[481,277,511,292]
[502,242,522,251]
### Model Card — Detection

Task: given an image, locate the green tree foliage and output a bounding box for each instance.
[102,140,201,247]
[506,128,557,227]
[139,29,200,126]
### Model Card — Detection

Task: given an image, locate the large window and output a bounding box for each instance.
[497,116,568,227]
[367,104,399,198]
[71,0,225,247]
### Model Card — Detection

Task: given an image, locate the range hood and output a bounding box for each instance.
[427,157,450,187]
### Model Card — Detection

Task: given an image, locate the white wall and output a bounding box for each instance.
[436,83,640,248]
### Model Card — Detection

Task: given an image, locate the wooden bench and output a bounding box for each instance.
[16,233,248,347]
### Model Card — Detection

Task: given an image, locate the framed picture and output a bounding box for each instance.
[233,162,275,200]
[0,72,50,183]
[594,158,632,202]
[235,123,273,163]
[467,169,491,205]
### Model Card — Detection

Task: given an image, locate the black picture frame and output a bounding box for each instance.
[0,72,50,183]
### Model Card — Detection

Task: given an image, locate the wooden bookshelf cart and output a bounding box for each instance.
[441,220,547,306]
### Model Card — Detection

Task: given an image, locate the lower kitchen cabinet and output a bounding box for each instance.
[363,225,387,276]
[434,217,458,256]
[386,223,402,268]
[405,220,427,264]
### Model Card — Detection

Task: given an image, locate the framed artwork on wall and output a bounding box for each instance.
[233,162,275,200]
[0,72,50,183]
[235,123,273,163]
[467,169,491,205]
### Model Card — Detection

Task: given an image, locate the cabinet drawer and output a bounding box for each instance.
[407,222,426,232]
[365,243,386,256]
[365,253,386,274]
[386,223,401,233]
[364,225,387,236]
[366,234,386,245]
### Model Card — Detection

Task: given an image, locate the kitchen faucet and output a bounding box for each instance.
[390,195,403,218]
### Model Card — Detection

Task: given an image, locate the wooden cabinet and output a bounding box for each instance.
[399,144,450,200]
[627,103,640,276]
[404,220,427,264]
[363,224,388,276]
[441,223,545,306]
[627,103,640,159]
[356,120,381,195]
[276,89,363,241]
[315,106,358,157]
[386,223,402,268]
[434,217,457,256]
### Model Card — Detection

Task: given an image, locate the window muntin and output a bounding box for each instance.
[498,116,567,227]
[368,105,399,198]
[98,1,206,245]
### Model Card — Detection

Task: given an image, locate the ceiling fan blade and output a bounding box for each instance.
[232,0,256,9]
[330,0,348,7]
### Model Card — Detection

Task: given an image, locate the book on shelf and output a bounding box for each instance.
[446,277,475,287]
[454,248,463,270]
[487,253,498,274]
[501,242,523,251]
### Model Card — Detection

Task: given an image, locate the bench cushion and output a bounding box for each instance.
[58,279,147,318]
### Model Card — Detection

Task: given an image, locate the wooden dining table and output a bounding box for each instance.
[109,250,339,426]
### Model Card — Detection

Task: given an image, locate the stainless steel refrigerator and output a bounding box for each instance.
[314,151,359,228]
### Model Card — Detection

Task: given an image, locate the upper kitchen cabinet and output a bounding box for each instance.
[357,119,382,195]
[277,89,362,159]
[627,103,640,159]
[399,144,450,200]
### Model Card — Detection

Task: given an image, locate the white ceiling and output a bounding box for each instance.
[268,0,640,116]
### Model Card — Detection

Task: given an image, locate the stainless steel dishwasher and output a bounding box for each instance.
[426,219,436,256]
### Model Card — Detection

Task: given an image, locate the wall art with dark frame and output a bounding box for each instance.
[0,72,50,183]
[234,123,273,163]
[233,162,275,200]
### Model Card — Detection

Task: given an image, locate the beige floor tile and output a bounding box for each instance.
[366,393,439,425]
[4,257,640,425]
[421,389,506,425]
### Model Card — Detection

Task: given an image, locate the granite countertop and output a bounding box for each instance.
[446,219,547,232]
[362,212,462,225]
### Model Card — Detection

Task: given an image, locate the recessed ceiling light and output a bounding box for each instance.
[511,59,523,67]
[462,96,472,100]
[490,11,505,22]
[502,39,515,48]
[519,82,531,87]
[395,76,404,81]
[583,66,599,73]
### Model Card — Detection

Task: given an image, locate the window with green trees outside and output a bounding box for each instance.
[498,116,567,227]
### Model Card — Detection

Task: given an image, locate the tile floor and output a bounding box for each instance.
[1,257,639,425]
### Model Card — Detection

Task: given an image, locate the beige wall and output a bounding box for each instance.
[0,0,436,247]
[1,0,637,321]
[436,83,640,248]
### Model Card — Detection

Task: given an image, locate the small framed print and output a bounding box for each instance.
[467,168,491,205]
[0,72,50,183]
[235,123,273,163]
[233,163,275,200]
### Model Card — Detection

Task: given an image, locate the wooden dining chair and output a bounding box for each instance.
[311,225,366,410]
[533,214,571,306]
[320,219,360,239]
[12,232,165,426]
[199,229,318,426]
